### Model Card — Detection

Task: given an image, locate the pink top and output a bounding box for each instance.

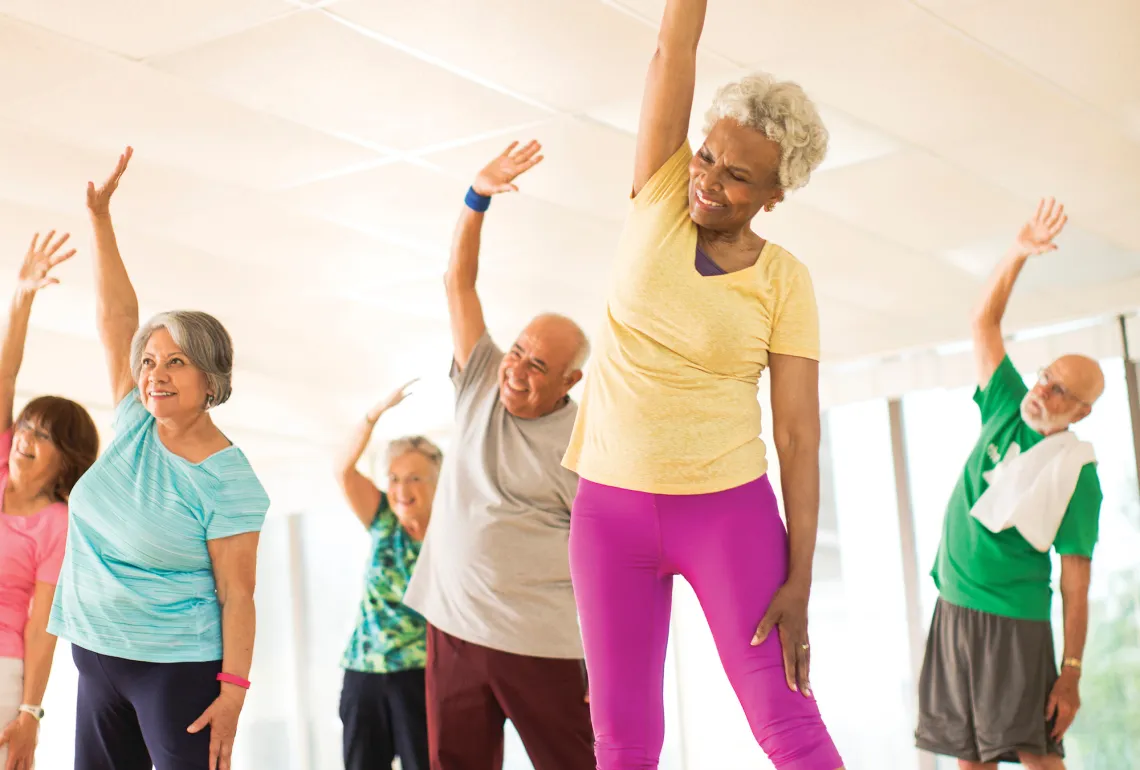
[0,429,68,659]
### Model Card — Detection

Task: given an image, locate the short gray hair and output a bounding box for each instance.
[385,435,443,477]
[535,313,590,373]
[570,331,590,373]
[704,72,829,191]
[131,310,234,408]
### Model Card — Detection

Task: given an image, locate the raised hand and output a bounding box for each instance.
[18,231,76,295]
[472,140,544,197]
[366,378,418,423]
[1014,197,1068,256]
[87,146,134,216]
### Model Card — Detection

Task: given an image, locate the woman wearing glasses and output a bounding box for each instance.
[0,232,99,770]
[334,381,442,770]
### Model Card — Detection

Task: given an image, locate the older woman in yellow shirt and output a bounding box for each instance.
[562,1,843,769]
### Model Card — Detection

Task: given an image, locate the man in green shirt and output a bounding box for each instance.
[915,198,1106,770]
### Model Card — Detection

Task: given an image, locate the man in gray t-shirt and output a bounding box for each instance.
[402,140,594,770]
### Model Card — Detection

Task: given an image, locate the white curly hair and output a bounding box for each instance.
[703,72,829,192]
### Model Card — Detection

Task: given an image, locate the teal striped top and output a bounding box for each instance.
[48,389,270,663]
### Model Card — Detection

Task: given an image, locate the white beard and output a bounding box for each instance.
[1020,393,1070,435]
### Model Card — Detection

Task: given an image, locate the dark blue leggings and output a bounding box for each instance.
[72,645,222,770]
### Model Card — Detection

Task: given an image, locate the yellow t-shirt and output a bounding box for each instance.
[562,142,820,495]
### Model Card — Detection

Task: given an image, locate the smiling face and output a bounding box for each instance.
[688,118,785,232]
[137,327,213,419]
[497,315,584,419]
[8,416,63,493]
[387,450,438,527]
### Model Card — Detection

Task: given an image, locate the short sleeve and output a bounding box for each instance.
[113,389,152,433]
[632,143,692,207]
[972,356,1029,424]
[35,507,68,584]
[450,332,502,398]
[768,264,820,360]
[205,465,270,541]
[369,493,393,535]
[1053,463,1102,558]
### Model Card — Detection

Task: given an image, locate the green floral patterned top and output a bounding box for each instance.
[341,495,427,673]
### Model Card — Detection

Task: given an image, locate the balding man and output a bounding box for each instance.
[403,141,594,770]
[916,199,1104,770]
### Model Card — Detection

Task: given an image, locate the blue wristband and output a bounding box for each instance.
[465,186,491,213]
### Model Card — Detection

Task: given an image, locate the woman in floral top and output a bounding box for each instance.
[334,381,442,770]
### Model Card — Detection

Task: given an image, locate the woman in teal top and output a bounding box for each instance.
[47,148,270,770]
[334,381,441,770]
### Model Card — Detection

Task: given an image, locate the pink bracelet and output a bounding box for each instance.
[216,673,251,689]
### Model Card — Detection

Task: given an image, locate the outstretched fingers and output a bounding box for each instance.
[43,231,70,258]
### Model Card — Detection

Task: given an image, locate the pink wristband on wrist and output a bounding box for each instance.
[217,673,251,689]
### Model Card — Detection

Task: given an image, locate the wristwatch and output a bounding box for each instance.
[18,704,44,720]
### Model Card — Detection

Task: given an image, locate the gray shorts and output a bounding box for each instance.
[915,598,1063,764]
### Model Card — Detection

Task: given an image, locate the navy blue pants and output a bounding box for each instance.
[340,668,429,770]
[72,645,222,770]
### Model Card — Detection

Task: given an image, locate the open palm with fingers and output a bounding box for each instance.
[18,230,76,294]
[472,140,544,197]
[366,378,418,423]
[1015,197,1068,256]
[87,146,134,216]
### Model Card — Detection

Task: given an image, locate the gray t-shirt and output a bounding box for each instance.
[403,333,583,659]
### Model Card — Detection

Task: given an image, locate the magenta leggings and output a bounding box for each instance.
[569,475,843,770]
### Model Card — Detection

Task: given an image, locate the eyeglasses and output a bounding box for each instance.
[1036,369,1090,407]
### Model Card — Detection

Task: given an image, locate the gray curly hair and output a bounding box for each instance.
[131,310,234,409]
[704,72,829,192]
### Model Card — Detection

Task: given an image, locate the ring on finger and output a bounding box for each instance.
[800,643,810,651]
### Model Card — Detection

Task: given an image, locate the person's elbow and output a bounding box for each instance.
[773,419,820,461]
[218,578,256,609]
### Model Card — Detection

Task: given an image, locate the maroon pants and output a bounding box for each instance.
[426,624,594,770]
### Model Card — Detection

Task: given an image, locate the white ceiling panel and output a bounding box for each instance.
[613,0,910,67]
[0,18,125,106]
[762,3,1081,151]
[916,0,1140,126]
[279,161,466,257]
[152,11,548,152]
[795,149,1031,255]
[331,0,738,114]
[936,112,1140,217]
[0,0,295,59]
[1085,205,1140,252]
[0,62,382,191]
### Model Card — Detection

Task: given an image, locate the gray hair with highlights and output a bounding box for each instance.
[130,310,235,408]
[704,72,829,191]
[385,435,443,478]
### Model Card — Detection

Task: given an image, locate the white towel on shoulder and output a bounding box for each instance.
[969,430,1095,552]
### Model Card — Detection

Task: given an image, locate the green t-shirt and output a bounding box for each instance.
[341,494,427,673]
[931,356,1102,621]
